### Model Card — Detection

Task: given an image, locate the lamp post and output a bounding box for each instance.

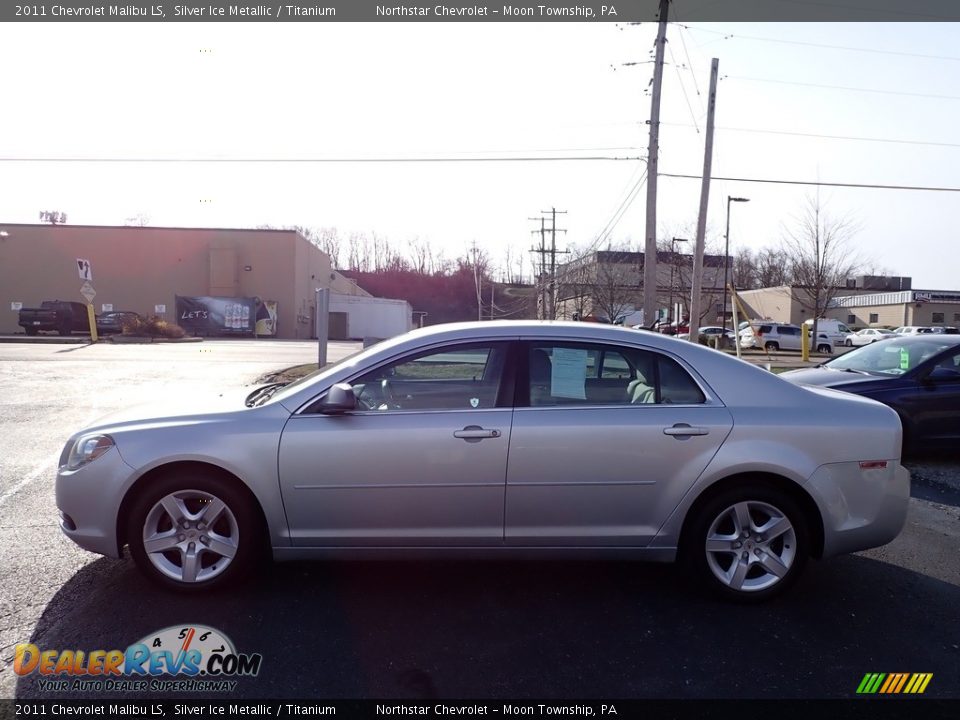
[669,237,688,332]
[723,196,750,334]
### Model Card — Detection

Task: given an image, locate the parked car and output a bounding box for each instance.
[676,326,736,342]
[781,335,960,454]
[846,328,897,347]
[739,322,834,353]
[929,326,959,334]
[56,321,908,601]
[18,300,90,336]
[96,311,143,335]
[892,326,932,335]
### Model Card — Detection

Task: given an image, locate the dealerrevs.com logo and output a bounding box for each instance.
[14,625,262,693]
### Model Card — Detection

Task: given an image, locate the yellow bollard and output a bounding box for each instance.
[86,304,99,343]
[801,322,809,362]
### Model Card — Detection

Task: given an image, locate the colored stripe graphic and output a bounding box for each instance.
[857,673,932,694]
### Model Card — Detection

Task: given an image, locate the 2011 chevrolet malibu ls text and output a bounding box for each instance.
[56,321,910,601]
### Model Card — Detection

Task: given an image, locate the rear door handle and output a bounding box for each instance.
[454,426,501,440]
[663,423,709,437]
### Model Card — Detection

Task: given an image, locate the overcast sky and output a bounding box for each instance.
[2,21,958,288]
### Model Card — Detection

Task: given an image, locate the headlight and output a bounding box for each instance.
[65,434,115,470]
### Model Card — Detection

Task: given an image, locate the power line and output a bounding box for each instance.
[586,166,649,255]
[667,38,700,133]
[0,155,644,164]
[660,172,960,192]
[726,74,960,102]
[676,23,960,63]
[660,121,960,149]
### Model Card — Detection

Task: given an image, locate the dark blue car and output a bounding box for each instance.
[781,336,960,455]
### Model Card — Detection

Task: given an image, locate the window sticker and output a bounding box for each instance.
[900,348,910,370]
[551,348,588,399]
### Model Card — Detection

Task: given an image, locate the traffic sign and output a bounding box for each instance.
[76,258,93,282]
[80,281,96,303]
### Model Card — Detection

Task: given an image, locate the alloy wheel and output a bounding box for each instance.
[141,489,239,583]
[704,501,797,593]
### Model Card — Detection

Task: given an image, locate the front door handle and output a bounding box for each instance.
[663,423,709,437]
[454,425,501,441]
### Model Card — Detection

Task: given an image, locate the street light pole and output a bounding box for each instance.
[669,237,688,331]
[723,196,750,335]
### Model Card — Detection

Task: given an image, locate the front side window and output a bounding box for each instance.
[350,343,508,412]
[526,343,705,407]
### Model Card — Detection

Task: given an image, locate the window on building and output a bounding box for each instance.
[847,314,856,325]
[869,313,879,324]
[933,312,945,324]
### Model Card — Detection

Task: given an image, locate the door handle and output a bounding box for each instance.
[663,423,709,437]
[454,426,501,440]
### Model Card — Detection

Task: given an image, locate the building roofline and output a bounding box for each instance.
[0,222,302,235]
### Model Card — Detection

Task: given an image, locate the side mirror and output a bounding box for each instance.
[318,383,357,414]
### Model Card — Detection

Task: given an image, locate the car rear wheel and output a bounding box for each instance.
[817,343,832,354]
[764,341,779,352]
[127,473,263,592]
[684,486,809,602]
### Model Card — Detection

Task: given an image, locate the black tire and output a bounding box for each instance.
[764,341,779,352]
[817,344,832,354]
[845,339,853,347]
[25,327,38,336]
[126,472,265,592]
[681,484,809,603]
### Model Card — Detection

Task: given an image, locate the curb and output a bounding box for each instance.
[107,336,203,344]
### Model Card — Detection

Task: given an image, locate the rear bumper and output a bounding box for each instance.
[804,461,910,557]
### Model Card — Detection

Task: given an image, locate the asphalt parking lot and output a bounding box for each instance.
[0,339,958,701]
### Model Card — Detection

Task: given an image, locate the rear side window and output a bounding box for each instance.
[526,343,705,407]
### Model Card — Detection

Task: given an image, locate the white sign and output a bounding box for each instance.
[80,281,97,304]
[101,303,113,312]
[155,304,166,314]
[76,258,93,282]
[550,348,589,400]
[11,301,22,311]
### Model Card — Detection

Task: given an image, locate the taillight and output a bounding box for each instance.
[859,461,888,470]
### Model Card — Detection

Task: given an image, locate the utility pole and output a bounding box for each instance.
[470,240,482,321]
[687,57,720,342]
[529,218,547,319]
[642,0,670,327]
[542,207,568,320]
[530,211,569,320]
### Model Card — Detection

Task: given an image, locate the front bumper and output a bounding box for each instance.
[55,447,134,558]
[804,460,910,557]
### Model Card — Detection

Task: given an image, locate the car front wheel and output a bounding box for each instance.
[684,486,809,602]
[764,341,779,352]
[845,339,853,347]
[127,473,263,592]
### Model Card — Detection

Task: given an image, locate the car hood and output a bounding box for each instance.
[779,366,895,392]
[77,386,259,434]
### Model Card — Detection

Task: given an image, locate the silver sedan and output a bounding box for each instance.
[56,321,909,601]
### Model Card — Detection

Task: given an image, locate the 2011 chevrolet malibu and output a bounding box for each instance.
[56,321,910,601]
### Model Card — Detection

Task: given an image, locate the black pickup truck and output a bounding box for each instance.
[18,301,90,336]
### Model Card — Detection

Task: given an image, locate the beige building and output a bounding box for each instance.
[0,223,369,339]
[826,290,960,329]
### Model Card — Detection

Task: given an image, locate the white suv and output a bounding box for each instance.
[739,322,834,353]
[892,326,933,335]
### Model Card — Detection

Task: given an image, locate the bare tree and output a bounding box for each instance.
[732,247,757,290]
[755,247,794,288]
[589,260,637,324]
[781,194,862,340]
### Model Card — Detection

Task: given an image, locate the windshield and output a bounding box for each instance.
[826,340,951,375]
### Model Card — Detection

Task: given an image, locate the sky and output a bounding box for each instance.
[2,19,959,288]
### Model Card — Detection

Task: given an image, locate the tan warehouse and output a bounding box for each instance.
[0,223,370,339]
